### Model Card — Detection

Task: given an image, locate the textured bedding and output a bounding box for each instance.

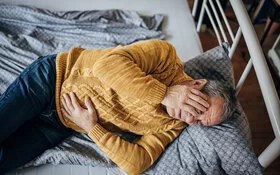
[0,4,164,93]
[0,4,263,175]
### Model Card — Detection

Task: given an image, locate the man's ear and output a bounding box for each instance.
[191,79,207,90]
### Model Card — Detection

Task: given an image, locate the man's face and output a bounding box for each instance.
[180,96,224,126]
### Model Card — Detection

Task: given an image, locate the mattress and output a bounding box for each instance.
[1,0,202,174]
[0,0,202,62]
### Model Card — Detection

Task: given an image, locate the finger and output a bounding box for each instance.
[184,111,195,124]
[62,108,76,124]
[85,96,95,113]
[180,110,188,121]
[181,104,199,117]
[187,113,199,125]
[174,108,181,119]
[61,108,71,118]
[63,93,74,111]
[190,89,208,101]
[167,107,175,117]
[61,98,71,114]
[188,93,209,109]
[69,92,82,109]
[195,108,202,115]
[181,111,195,124]
[186,98,207,112]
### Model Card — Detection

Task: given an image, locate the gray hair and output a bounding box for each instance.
[201,80,237,122]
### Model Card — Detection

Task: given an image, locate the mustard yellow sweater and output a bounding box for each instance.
[55,40,192,175]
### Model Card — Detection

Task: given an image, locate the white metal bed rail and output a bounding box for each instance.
[192,0,280,169]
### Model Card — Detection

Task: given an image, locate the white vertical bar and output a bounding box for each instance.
[209,0,228,43]
[235,58,253,95]
[197,0,208,32]
[228,27,242,59]
[192,0,199,17]
[258,138,280,168]
[216,0,234,41]
[205,4,222,45]
[230,0,280,140]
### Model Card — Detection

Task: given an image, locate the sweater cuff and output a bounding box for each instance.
[145,81,167,104]
[88,123,108,141]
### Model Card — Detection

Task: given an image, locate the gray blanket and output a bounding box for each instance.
[0,4,263,175]
[0,3,164,93]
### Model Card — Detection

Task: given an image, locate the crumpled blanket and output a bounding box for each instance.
[0,3,164,93]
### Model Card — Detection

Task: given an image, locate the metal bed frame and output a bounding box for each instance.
[192,0,280,169]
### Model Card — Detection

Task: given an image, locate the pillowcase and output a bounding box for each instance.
[151,44,263,175]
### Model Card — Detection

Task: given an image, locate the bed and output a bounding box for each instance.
[0,0,279,174]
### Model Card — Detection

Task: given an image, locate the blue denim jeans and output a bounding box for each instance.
[0,55,73,173]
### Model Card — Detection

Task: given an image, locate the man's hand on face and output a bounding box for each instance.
[161,79,209,118]
[167,95,225,126]
[61,92,98,133]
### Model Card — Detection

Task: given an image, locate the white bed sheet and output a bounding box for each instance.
[1,0,202,174]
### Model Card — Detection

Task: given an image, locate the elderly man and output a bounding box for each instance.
[0,40,232,175]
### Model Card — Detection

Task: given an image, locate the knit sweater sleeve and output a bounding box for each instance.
[92,40,190,105]
[88,123,185,175]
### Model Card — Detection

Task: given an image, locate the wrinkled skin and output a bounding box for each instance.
[163,79,224,126]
